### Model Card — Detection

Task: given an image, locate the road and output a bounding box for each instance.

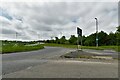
[2,47,72,75]
[2,47,118,78]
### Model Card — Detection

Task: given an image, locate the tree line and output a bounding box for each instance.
[45,26,120,46]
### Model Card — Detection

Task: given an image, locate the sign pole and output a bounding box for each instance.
[77,34,79,50]
[80,35,82,50]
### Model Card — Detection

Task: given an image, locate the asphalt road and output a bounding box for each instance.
[2,47,118,78]
[2,47,72,75]
[3,60,118,78]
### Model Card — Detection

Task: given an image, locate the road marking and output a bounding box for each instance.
[51,60,115,64]
[92,56,112,59]
[27,66,32,70]
[87,51,102,54]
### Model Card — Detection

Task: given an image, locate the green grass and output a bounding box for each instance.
[1,42,119,54]
[82,46,119,52]
[43,43,77,48]
[1,43,44,54]
[43,43,119,52]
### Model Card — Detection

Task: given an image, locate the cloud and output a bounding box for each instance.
[0,7,13,20]
[0,2,118,41]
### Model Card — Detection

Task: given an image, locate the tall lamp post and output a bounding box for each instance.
[95,18,98,47]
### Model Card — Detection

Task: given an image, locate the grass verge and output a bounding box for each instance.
[43,43,119,52]
[1,44,44,54]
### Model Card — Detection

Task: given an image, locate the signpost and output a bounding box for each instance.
[77,27,82,50]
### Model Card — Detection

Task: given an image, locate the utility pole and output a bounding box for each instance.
[95,18,98,47]
[16,32,18,42]
[15,32,18,46]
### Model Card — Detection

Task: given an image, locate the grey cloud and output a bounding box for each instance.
[20,36,32,40]
[28,20,53,32]
[1,2,118,40]
[2,28,15,34]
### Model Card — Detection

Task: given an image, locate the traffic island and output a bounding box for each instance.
[60,50,113,60]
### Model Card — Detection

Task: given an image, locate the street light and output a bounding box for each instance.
[95,18,98,47]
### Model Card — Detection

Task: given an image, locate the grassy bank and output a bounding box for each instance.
[1,43,44,54]
[43,43,119,52]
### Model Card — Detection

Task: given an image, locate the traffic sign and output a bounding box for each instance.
[77,27,82,36]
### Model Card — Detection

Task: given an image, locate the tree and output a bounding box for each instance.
[107,32,117,45]
[82,35,86,46]
[59,36,66,44]
[117,26,120,32]
[55,37,60,44]
[69,35,77,45]
[98,31,108,46]
[84,33,96,46]
[116,26,120,46]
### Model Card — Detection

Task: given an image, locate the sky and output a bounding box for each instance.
[0,0,118,41]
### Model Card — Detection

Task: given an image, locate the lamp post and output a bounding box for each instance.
[95,18,98,47]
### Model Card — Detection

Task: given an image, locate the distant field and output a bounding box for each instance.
[43,43,119,52]
[1,43,44,54]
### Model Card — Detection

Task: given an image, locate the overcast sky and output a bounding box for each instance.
[0,1,118,41]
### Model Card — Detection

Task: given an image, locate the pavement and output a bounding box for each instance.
[2,47,119,78]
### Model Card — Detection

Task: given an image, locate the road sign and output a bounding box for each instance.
[77,27,82,50]
[77,27,82,36]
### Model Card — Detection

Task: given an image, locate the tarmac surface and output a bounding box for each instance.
[2,47,118,78]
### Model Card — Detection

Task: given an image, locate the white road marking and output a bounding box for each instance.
[27,66,32,70]
[51,60,116,64]
[92,56,112,59]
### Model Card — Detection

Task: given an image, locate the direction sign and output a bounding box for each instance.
[77,27,82,36]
